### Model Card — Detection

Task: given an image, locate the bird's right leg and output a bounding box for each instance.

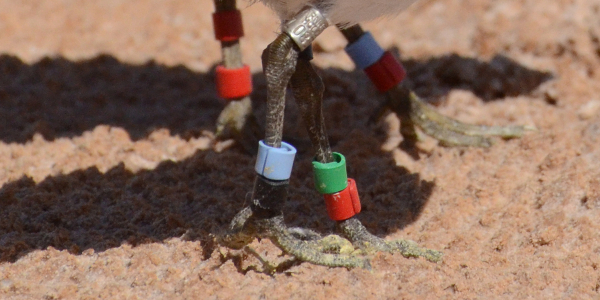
[339,25,533,148]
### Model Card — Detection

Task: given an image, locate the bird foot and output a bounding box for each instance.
[337,217,442,263]
[215,98,261,152]
[217,207,441,272]
[218,207,370,270]
[385,87,535,148]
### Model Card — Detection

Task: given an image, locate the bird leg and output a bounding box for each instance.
[291,48,442,263]
[213,0,261,151]
[219,31,370,269]
[289,49,332,163]
[219,6,445,271]
[338,24,533,148]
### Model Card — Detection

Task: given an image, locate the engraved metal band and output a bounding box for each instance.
[283,6,329,51]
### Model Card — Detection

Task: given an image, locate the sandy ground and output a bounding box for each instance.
[1,0,600,299]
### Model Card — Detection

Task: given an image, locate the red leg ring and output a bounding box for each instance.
[324,178,361,221]
[363,51,406,92]
[215,65,252,99]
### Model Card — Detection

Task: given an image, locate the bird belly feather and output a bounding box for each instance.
[258,0,420,26]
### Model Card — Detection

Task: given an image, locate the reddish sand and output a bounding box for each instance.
[1,0,599,299]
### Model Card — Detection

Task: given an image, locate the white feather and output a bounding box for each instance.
[259,0,420,26]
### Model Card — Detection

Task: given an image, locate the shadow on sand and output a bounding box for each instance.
[0,52,551,264]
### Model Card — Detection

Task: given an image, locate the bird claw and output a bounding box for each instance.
[336,217,442,263]
[385,86,535,148]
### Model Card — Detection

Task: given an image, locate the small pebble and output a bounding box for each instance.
[0,279,13,291]
[578,100,600,120]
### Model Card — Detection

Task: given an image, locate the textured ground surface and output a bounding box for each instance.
[1,0,600,299]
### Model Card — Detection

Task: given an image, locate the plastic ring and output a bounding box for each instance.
[312,152,348,194]
[344,32,385,69]
[255,140,297,181]
[212,10,244,42]
[363,51,406,92]
[324,178,361,221]
[215,65,252,99]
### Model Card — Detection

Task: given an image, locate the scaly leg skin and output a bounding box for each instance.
[219,33,370,270]
[291,50,442,264]
[339,25,534,148]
